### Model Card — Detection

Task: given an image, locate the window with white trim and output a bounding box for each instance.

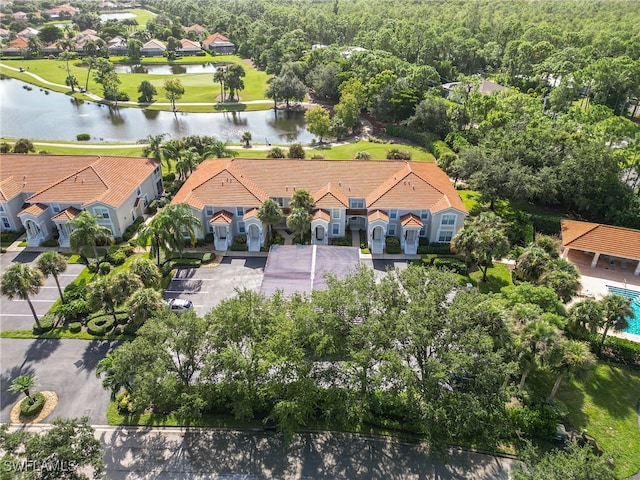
[94,207,110,219]
[205,206,214,216]
[420,210,429,220]
[332,223,340,235]
[389,209,398,220]
[153,166,161,178]
[236,206,244,216]
[332,209,340,219]
[136,187,142,196]
[388,224,396,236]
[238,221,246,234]
[349,198,365,209]
[273,197,285,207]
[2,217,10,229]
[438,230,453,243]
[441,214,455,226]
[420,226,426,236]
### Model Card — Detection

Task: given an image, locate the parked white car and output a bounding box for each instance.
[165,298,193,312]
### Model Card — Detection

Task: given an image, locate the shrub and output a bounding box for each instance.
[385,124,438,150]
[55,299,90,321]
[68,322,82,333]
[115,390,134,414]
[385,236,401,254]
[146,200,158,215]
[507,403,558,440]
[64,282,87,302]
[230,243,249,251]
[163,173,176,182]
[590,335,640,368]
[288,143,305,159]
[419,237,429,246]
[76,133,90,141]
[20,392,46,417]
[13,138,35,154]
[122,217,144,242]
[118,244,135,257]
[354,151,371,160]
[99,262,111,275]
[266,147,286,158]
[311,153,325,159]
[421,244,452,254]
[386,148,412,160]
[87,316,115,336]
[0,142,11,153]
[108,249,126,266]
[234,235,247,244]
[33,313,55,335]
[431,140,454,159]
[433,257,468,274]
[41,238,58,247]
[123,322,141,335]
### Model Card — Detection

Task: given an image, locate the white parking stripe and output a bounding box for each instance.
[0,313,37,317]
[164,291,209,294]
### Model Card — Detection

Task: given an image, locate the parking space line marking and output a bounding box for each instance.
[0,313,38,317]
[164,291,209,294]
[7,299,54,302]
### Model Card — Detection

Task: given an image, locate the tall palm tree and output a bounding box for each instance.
[241,131,252,148]
[599,294,634,352]
[96,353,132,400]
[8,373,38,401]
[213,67,226,101]
[128,288,164,326]
[139,133,167,162]
[258,198,283,243]
[567,299,603,336]
[69,211,112,261]
[37,251,68,303]
[1,263,45,329]
[129,257,162,288]
[286,207,311,244]
[517,318,561,390]
[515,245,550,282]
[548,339,594,400]
[203,141,237,159]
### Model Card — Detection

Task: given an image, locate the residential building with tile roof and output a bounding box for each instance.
[0,154,163,247]
[202,32,234,54]
[561,219,640,275]
[141,39,166,56]
[172,158,467,254]
[176,38,201,56]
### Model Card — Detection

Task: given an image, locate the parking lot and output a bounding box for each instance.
[163,256,266,317]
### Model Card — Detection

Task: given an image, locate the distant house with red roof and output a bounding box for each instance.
[202,32,234,55]
[46,4,78,19]
[2,37,29,56]
[0,155,163,247]
[12,11,28,20]
[141,39,166,57]
[176,38,201,56]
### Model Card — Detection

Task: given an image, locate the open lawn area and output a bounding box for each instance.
[0,55,272,112]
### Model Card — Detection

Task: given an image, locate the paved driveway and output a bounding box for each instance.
[163,256,266,317]
[0,338,119,424]
[0,250,85,332]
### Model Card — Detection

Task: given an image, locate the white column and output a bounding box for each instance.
[591,252,600,268]
[634,260,640,276]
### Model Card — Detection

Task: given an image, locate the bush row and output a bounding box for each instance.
[32,313,55,335]
[590,335,640,369]
[122,216,145,242]
[87,316,115,336]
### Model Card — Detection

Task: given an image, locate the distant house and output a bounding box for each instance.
[176,38,201,56]
[107,35,127,56]
[74,33,102,54]
[561,219,640,276]
[74,29,98,42]
[2,37,29,56]
[442,79,508,99]
[17,27,39,38]
[0,154,163,247]
[43,42,62,56]
[46,3,78,19]
[172,158,468,254]
[12,11,28,20]
[185,24,206,35]
[141,39,166,57]
[202,32,234,55]
[0,28,10,39]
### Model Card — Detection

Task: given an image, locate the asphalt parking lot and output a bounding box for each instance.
[0,251,85,332]
[163,256,266,317]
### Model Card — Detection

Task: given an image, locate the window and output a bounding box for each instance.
[273,197,285,207]
[154,166,161,178]
[388,224,396,236]
[0,204,4,212]
[332,223,340,235]
[420,210,429,220]
[136,187,142,196]
[438,231,453,243]
[420,226,426,236]
[441,214,455,226]
[332,209,340,219]
[51,204,61,213]
[205,206,213,216]
[94,207,109,219]
[209,225,214,233]
[349,198,365,209]
[236,206,244,216]
[2,217,10,229]
[143,195,149,207]
[389,210,398,220]
[238,221,246,234]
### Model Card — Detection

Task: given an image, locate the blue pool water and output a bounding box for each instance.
[607,286,640,335]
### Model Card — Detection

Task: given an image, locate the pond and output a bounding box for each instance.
[0,78,312,144]
[113,63,223,75]
[98,13,137,21]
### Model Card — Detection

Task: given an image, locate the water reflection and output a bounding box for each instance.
[0,78,311,143]
[113,63,222,75]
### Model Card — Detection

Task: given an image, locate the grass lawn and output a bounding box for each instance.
[0,328,132,341]
[555,362,640,478]
[1,54,271,112]
[465,262,513,294]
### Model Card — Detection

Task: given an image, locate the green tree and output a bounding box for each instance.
[241,131,252,148]
[129,257,162,288]
[163,78,185,111]
[288,143,305,159]
[334,93,360,130]
[257,198,283,242]
[213,66,226,101]
[88,273,141,324]
[101,70,121,105]
[517,318,561,390]
[599,294,634,352]
[12,138,35,154]
[305,106,331,143]
[265,65,306,110]
[26,36,43,59]
[96,352,133,400]
[8,373,37,401]
[138,80,157,103]
[286,208,312,243]
[69,211,112,261]
[128,288,164,326]
[548,339,594,400]
[39,25,62,44]
[58,50,78,92]
[36,251,68,304]
[225,64,246,101]
[140,133,167,163]
[127,38,142,61]
[1,263,45,329]
[203,140,237,159]
[290,188,314,212]
[567,299,603,336]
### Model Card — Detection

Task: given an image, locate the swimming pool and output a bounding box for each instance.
[607,286,640,335]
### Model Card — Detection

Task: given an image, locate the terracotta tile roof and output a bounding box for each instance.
[0,177,22,201]
[52,206,82,221]
[561,219,640,261]
[19,203,49,216]
[368,210,389,222]
[203,32,230,46]
[179,38,201,49]
[185,24,206,32]
[243,208,259,220]
[313,182,349,208]
[7,37,29,49]
[312,209,330,222]
[142,39,166,51]
[0,154,159,208]
[400,213,423,227]
[209,210,234,224]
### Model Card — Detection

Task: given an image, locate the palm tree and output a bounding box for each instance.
[258,198,283,244]
[8,373,38,401]
[1,263,45,329]
[88,272,141,324]
[139,133,167,162]
[203,140,237,159]
[213,67,226,101]
[286,207,311,244]
[241,131,252,148]
[599,294,634,352]
[128,288,164,326]
[567,299,603,336]
[517,318,562,390]
[36,251,68,303]
[96,353,132,400]
[69,211,112,262]
[129,257,162,288]
[515,245,550,282]
[138,203,200,266]
[548,339,594,400]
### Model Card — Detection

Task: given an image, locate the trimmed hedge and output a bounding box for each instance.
[230,243,249,251]
[385,236,401,254]
[87,316,115,336]
[20,392,46,417]
[386,124,439,151]
[68,322,82,333]
[433,257,468,275]
[431,140,455,159]
[591,335,640,369]
[420,244,452,255]
[33,314,55,335]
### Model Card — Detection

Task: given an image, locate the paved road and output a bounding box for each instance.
[164,256,265,317]
[0,250,85,332]
[0,338,118,424]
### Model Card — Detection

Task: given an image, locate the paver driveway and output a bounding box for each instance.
[163,256,266,317]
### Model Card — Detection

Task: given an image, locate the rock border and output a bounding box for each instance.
[10,391,58,424]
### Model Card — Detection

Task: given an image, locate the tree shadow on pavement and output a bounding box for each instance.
[21,339,61,367]
[81,340,119,372]
[0,364,36,414]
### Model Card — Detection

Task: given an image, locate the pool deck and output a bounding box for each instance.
[567,250,640,343]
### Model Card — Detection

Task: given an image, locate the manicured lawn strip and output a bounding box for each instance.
[128,8,156,26]
[0,328,132,341]
[34,144,146,156]
[466,263,513,294]
[457,190,481,212]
